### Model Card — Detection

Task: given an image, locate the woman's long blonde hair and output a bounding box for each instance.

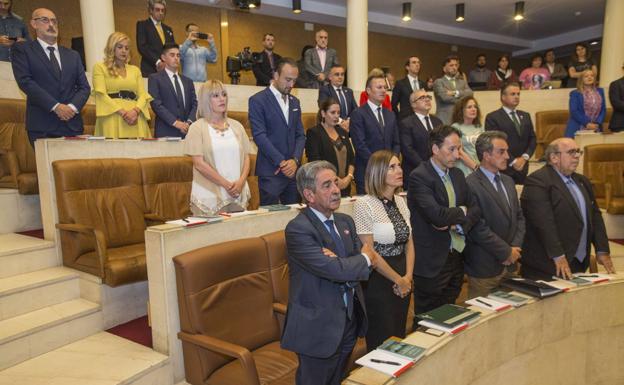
[103,32,131,77]
[197,80,228,120]
[576,70,596,92]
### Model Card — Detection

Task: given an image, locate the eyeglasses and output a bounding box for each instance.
[556,149,583,156]
[33,17,58,26]
[411,95,432,102]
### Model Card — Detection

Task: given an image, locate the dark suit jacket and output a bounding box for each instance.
[11,41,90,141]
[465,169,525,278]
[399,113,442,188]
[305,124,354,195]
[484,108,536,184]
[609,77,624,132]
[136,18,175,77]
[317,84,357,119]
[251,50,282,86]
[148,70,197,138]
[391,77,428,121]
[407,161,480,278]
[520,165,609,279]
[349,104,400,188]
[249,87,306,177]
[282,208,369,358]
[303,47,339,87]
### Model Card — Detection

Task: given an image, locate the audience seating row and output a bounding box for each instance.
[52,155,259,287]
[584,144,624,215]
[173,230,366,385]
[534,108,613,159]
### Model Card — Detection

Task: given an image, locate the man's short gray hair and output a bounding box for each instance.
[148,0,166,10]
[475,130,508,161]
[544,140,562,165]
[296,161,336,201]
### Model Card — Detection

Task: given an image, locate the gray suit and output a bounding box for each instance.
[465,168,525,280]
[433,76,473,124]
[304,47,339,88]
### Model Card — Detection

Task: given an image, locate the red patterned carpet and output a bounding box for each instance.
[106,316,152,348]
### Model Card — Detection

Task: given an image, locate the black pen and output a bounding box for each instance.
[576,274,598,278]
[182,218,189,223]
[371,359,400,366]
[475,298,492,307]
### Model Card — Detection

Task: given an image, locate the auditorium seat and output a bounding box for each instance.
[229,110,317,139]
[53,158,149,287]
[247,153,260,210]
[139,156,193,222]
[174,237,297,385]
[0,122,38,194]
[583,143,624,214]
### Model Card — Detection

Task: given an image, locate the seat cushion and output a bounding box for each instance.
[207,341,297,385]
[78,242,146,287]
[17,172,38,194]
[608,198,624,215]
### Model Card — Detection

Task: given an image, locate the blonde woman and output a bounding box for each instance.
[184,80,251,215]
[93,32,152,138]
[565,70,606,137]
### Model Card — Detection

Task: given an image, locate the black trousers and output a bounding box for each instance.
[412,250,464,323]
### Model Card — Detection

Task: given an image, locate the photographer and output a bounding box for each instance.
[252,33,282,87]
[180,23,217,83]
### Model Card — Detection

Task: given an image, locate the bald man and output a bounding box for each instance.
[520,138,615,280]
[11,8,90,145]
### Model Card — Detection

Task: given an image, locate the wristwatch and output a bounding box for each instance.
[521,153,530,161]
[293,158,300,166]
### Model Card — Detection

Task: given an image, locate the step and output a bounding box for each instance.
[0,332,172,385]
[0,189,42,234]
[0,299,102,370]
[0,267,80,321]
[0,233,57,279]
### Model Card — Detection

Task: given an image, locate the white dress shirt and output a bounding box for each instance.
[270,83,289,124]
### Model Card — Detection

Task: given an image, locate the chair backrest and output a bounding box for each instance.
[261,231,289,305]
[0,98,27,124]
[174,237,281,379]
[301,112,317,133]
[584,144,624,198]
[139,156,192,221]
[229,111,251,138]
[53,158,147,248]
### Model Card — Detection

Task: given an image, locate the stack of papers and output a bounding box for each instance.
[501,277,563,298]
[165,216,222,227]
[355,349,414,378]
[573,273,611,284]
[465,296,512,312]
[488,290,530,307]
[416,304,480,334]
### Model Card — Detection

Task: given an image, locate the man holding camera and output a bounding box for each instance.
[0,0,29,62]
[180,22,217,83]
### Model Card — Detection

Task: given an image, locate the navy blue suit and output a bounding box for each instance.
[349,103,400,194]
[148,70,197,138]
[249,87,306,204]
[11,40,90,144]
[317,84,357,119]
[283,208,370,385]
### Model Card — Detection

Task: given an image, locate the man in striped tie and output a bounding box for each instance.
[136,0,175,77]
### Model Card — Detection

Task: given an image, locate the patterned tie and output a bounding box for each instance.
[325,219,353,319]
[376,107,385,128]
[494,174,511,212]
[337,88,348,117]
[173,74,185,115]
[47,46,61,78]
[442,175,465,252]
[510,111,522,136]
[424,116,433,132]
[156,22,165,44]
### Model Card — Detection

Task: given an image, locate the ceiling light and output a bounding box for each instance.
[574,11,582,16]
[292,0,301,13]
[402,2,412,22]
[590,41,599,46]
[455,3,465,22]
[514,1,525,21]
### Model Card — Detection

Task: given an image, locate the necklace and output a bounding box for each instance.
[210,120,229,137]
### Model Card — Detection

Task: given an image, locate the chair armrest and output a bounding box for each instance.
[0,150,20,181]
[178,332,261,385]
[56,223,108,277]
[144,212,165,226]
[273,302,287,315]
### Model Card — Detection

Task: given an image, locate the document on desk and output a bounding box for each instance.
[165,216,222,227]
[572,273,611,284]
[465,297,512,312]
[355,349,414,377]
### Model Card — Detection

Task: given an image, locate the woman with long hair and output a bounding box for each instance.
[487,54,518,90]
[565,70,606,137]
[451,96,483,176]
[567,43,598,88]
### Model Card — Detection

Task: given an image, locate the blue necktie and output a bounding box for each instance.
[337,88,348,117]
[566,178,588,262]
[325,219,353,318]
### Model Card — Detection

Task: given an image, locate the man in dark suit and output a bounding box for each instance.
[252,33,282,87]
[283,160,376,385]
[148,43,197,138]
[407,125,480,315]
[465,131,525,298]
[484,82,536,185]
[350,74,400,194]
[520,138,615,281]
[399,89,443,189]
[304,29,339,89]
[391,56,429,121]
[136,0,175,77]
[11,8,90,145]
[317,64,357,130]
[249,58,306,205]
[608,63,624,132]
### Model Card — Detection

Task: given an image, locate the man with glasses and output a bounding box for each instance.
[484,82,536,185]
[136,0,175,77]
[520,137,615,281]
[11,8,90,145]
[399,89,442,189]
[0,0,30,62]
[317,64,357,131]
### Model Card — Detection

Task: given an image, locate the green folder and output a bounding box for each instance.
[416,304,480,328]
[378,337,426,361]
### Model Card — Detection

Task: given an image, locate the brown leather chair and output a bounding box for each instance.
[583,143,624,214]
[139,156,193,222]
[228,111,251,139]
[53,158,148,287]
[174,238,297,385]
[0,122,38,194]
[247,153,260,210]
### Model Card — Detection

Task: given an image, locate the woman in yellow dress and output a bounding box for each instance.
[93,32,152,138]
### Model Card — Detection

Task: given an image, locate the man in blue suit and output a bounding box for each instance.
[11,8,90,145]
[350,74,400,194]
[283,160,376,385]
[249,57,306,205]
[148,43,197,138]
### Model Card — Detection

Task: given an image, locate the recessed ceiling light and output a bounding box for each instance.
[590,41,599,46]
[575,11,582,16]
